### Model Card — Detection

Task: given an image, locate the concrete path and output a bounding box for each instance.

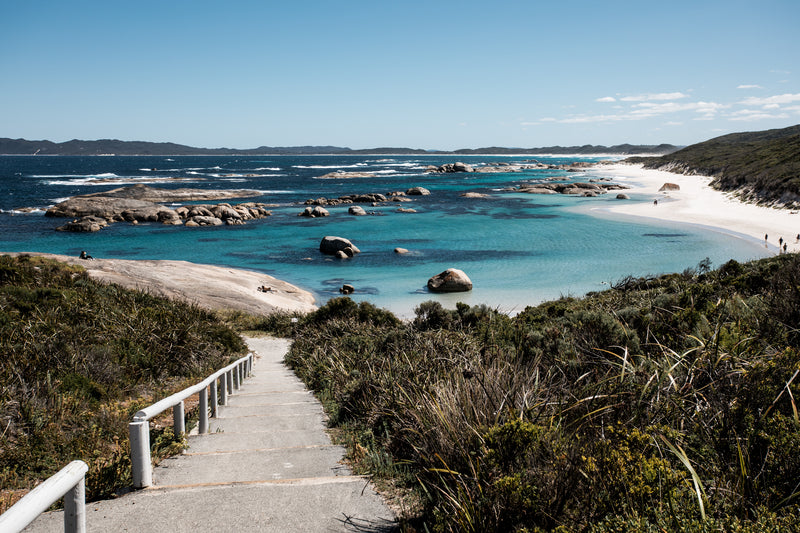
[26,337,397,532]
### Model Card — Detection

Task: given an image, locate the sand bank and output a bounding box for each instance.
[4,253,317,315]
[588,163,800,254]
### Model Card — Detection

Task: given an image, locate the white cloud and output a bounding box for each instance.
[596,96,616,103]
[664,121,683,126]
[739,93,800,107]
[737,84,763,89]
[630,101,727,118]
[728,109,789,121]
[619,92,689,102]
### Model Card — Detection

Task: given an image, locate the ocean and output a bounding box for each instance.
[0,154,769,318]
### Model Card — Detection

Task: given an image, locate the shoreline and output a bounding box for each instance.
[587,163,800,255]
[3,253,317,315]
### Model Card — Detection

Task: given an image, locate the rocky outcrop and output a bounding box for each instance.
[461,192,489,198]
[427,268,472,293]
[339,284,355,294]
[299,206,330,218]
[78,184,260,202]
[45,185,271,232]
[406,187,430,196]
[394,247,409,254]
[659,183,681,192]
[425,162,474,174]
[616,193,630,200]
[512,181,629,196]
[55,216,110,232]
[320,236,361,257]
[348,206,367,216]
[304,193,388,206]
[316,171,376,179]
[396,208,417,213]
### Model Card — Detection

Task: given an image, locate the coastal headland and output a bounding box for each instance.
[3,253,317,315]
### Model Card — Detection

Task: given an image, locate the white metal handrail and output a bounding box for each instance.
[129,352,253,488]
[0,460,88,533]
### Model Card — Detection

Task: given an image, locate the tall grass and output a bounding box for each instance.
[283,255,800,531]
[0,254,247,511]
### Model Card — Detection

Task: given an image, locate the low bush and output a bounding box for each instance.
[0,255,247,510]
[286,255,800,531]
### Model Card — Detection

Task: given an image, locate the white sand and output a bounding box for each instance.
[5,253,317,315]
[587,163,800,254]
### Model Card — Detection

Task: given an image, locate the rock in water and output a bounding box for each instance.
[427,268,472,293]
[320,236,361,255]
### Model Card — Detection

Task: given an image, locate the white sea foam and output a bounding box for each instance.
[1,207,46,214]
[292,164,367,169]
[253,167,281,171]
[43,176,203,186]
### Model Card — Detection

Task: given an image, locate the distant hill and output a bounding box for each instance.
[627,124,800,206]
[0,138,678,156]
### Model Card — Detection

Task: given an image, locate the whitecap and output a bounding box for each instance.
[292,164,368,169]
[253,167,281,171]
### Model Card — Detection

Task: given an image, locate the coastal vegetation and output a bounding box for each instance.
[273,254,800,531]
[628,124,800,207]
[4,250,800,531]
[0,254,246,512]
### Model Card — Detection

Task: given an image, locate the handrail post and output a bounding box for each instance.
[219,374,228,406]
[64,473,86,533]
[238,362,244,386]
[232,366,240,390]
[227,369,234,393]
[210,379,218,416]
[173,401,185,437]
[199,387,208,434]
[129,420,152,488]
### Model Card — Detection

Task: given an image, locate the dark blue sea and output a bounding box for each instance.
[0,154,768,317]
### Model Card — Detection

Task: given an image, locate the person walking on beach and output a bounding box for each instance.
[779,237,783,247]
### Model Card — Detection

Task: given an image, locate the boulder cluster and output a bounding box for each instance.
[512,180,629,197]
[45,185,270,232]
[426,161,598,174]
[300,187,429,216]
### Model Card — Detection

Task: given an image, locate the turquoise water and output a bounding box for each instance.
[0,155,770,318]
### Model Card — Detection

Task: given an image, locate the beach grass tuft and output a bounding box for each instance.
[282,254,800,531]
[0,254,247,511]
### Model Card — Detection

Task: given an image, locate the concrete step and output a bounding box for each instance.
[206,411,328,433]
[25,477,397,532]
[153,445,351,485]
[184,429,333,453]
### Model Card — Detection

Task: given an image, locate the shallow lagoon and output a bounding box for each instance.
[0,155,769,318]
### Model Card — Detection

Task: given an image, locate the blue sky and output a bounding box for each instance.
[1,0,798,150]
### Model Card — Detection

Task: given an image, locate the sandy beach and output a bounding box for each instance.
[588,163,800,255]
[4,253,317,315]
